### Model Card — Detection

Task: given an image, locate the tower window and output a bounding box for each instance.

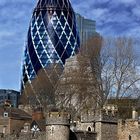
[88,127,91,132]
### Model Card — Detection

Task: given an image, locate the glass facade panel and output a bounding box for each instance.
[0,90,19,107]
[75,13,98,45]
[22,0,80,88]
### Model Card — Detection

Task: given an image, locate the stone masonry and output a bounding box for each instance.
[46,111,70,140]
[118,119,140,140]
[76,104,118,140]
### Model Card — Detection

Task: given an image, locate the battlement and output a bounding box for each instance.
[81,105,118,123]
[118,119,139,128]
[102,104,118,116]
[103,104,118,114]
[46,111,70,125]
[118,119,140,140]
[99,104,118,122]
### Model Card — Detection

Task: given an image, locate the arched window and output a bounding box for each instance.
[88,127,91,132]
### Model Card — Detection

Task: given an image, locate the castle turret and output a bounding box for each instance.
[46,110,70,140]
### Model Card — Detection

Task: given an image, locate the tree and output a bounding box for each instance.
[20,36,140,114]
[88,37,140,106]
[55,54,98,118]
[20,63,63,111]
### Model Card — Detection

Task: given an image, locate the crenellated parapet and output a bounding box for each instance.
[100,104,118,123]
[46,111,70,126]
[118,119,140,140]
[46,110,70,140]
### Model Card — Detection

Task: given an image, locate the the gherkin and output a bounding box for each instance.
[21,0,80,105]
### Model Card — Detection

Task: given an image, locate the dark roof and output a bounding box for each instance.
[0,107,31,120]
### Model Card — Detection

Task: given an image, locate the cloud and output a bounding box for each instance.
[0,0,140,90]
[132,5,140,20]
[116,0,136,4]
[0,1,35,90]
[71,0,140,37]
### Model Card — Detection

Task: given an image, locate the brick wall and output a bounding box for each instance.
[0,117,9,134]
[0,117,31,135]
[9,119,29,134]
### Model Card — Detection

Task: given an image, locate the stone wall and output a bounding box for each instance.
[118,119,140,140]
[0,118,30,135]
[77,105,118,140]
[76,122,95,132]
[46,111,70,140]
[0,118,9,134]
[9,119,28,134]
[95,121,117,140]
[46,125,69,140]
[74,131,97,140]
[0,132,46,140]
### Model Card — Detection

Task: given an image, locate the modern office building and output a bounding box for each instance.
[76,13,99,45]
[75,13,102,77]
[0,89,20,107]
[21,0,80,105]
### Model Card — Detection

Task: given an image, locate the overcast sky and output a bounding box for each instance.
[0,0,140,91]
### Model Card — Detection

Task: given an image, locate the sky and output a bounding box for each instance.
[0,0,140,91]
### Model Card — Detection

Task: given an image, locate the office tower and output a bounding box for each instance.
[76,13,99,45]
[0,89,20,107]
[21,0,80,105]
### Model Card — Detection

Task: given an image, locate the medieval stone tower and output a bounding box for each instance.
[46,110,70,140]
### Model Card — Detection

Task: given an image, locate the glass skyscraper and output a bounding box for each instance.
[21,0,80,105]
[22,0,80,88]
[0,89,20,108]
[76,13,99,45]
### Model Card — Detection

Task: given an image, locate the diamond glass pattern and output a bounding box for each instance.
[22,0,80,87]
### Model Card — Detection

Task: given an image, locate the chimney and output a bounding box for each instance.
[32,107,44,121]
